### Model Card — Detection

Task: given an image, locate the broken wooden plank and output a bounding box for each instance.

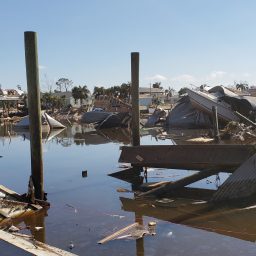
[0,184,43,212]
[98,223,139,244]
[0,185,22,200]
[0,230,77,256]
[211,153,256,202]
[119,145,256,171]
[138,169,219,197]
[0,184,47,210]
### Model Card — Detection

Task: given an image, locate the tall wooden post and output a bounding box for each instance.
[131,52,140,147]
[212,106,220,142]
[24,31,44,200]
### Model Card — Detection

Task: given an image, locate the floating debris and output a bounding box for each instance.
[156,198,175,204]
[82,170,88,178]
[167,231,173,237]
[69,241,74,250]
[106,214,125,219]
[34,226,44,231]
[98,221,156,244]
[116,187,132,193]
[65,204,78,213]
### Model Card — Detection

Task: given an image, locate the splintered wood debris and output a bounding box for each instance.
[0,185,43,222]
[0,230,77,256]
[98,222,156,244]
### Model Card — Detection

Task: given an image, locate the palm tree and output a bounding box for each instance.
[93,86,105,98]
[71,87,80,104]
[235,82,249,91]
[72,85,90,106]
[79,85,90,105]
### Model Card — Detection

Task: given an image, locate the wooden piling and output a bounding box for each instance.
[212,106,220,142]
[24,31,44,200]
[131,52,140,147]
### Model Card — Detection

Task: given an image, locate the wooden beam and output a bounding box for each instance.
[0,230,77,256]
[119,145,256,171]
[98,223,139,244]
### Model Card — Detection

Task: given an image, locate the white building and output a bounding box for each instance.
[52,91,93,108]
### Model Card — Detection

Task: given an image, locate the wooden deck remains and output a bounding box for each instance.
[119,145,256,171]
[212,153,256,202]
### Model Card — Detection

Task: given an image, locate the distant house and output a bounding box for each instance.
[139,87,165,107]
[0,88,24,100]
[139,87,164,97]
[52,91,93,108]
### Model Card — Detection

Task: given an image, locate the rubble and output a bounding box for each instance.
[166,85,256,129]
[221,121,256,142]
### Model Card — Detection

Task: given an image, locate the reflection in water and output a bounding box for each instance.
[0,122,16,145]
[1,122,255,255]
[0,123,165,147]
[1,208,48,243]
[15,128,65,144]
[135,213,145,256]
[54,125,132,146]
[120,187,256,243]
[23,209,47,243]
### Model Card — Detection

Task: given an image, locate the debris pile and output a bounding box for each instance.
[166,85,256,129]
[145,108,166,127]
[221,121,256,142]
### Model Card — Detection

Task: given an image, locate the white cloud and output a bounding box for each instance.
[208,71,226,79]
[170,74,196,83]
[143,70,254,90]
[146,74,168,81]
[39,65,47,70]
[242,72,251,78]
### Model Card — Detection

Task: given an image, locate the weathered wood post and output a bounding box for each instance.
[131,52,140,147]
[212,106,220,142]
[24,31,44,200]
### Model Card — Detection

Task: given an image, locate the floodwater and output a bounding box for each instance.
[0,123,256,256]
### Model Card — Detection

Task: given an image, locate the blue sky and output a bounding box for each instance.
[1,0,256,92]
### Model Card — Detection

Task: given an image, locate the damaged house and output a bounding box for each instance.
[166,85,256,128]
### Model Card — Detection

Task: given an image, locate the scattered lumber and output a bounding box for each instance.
[98,223,139,244]
[0,230,77,256]
[0,185,43,224]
